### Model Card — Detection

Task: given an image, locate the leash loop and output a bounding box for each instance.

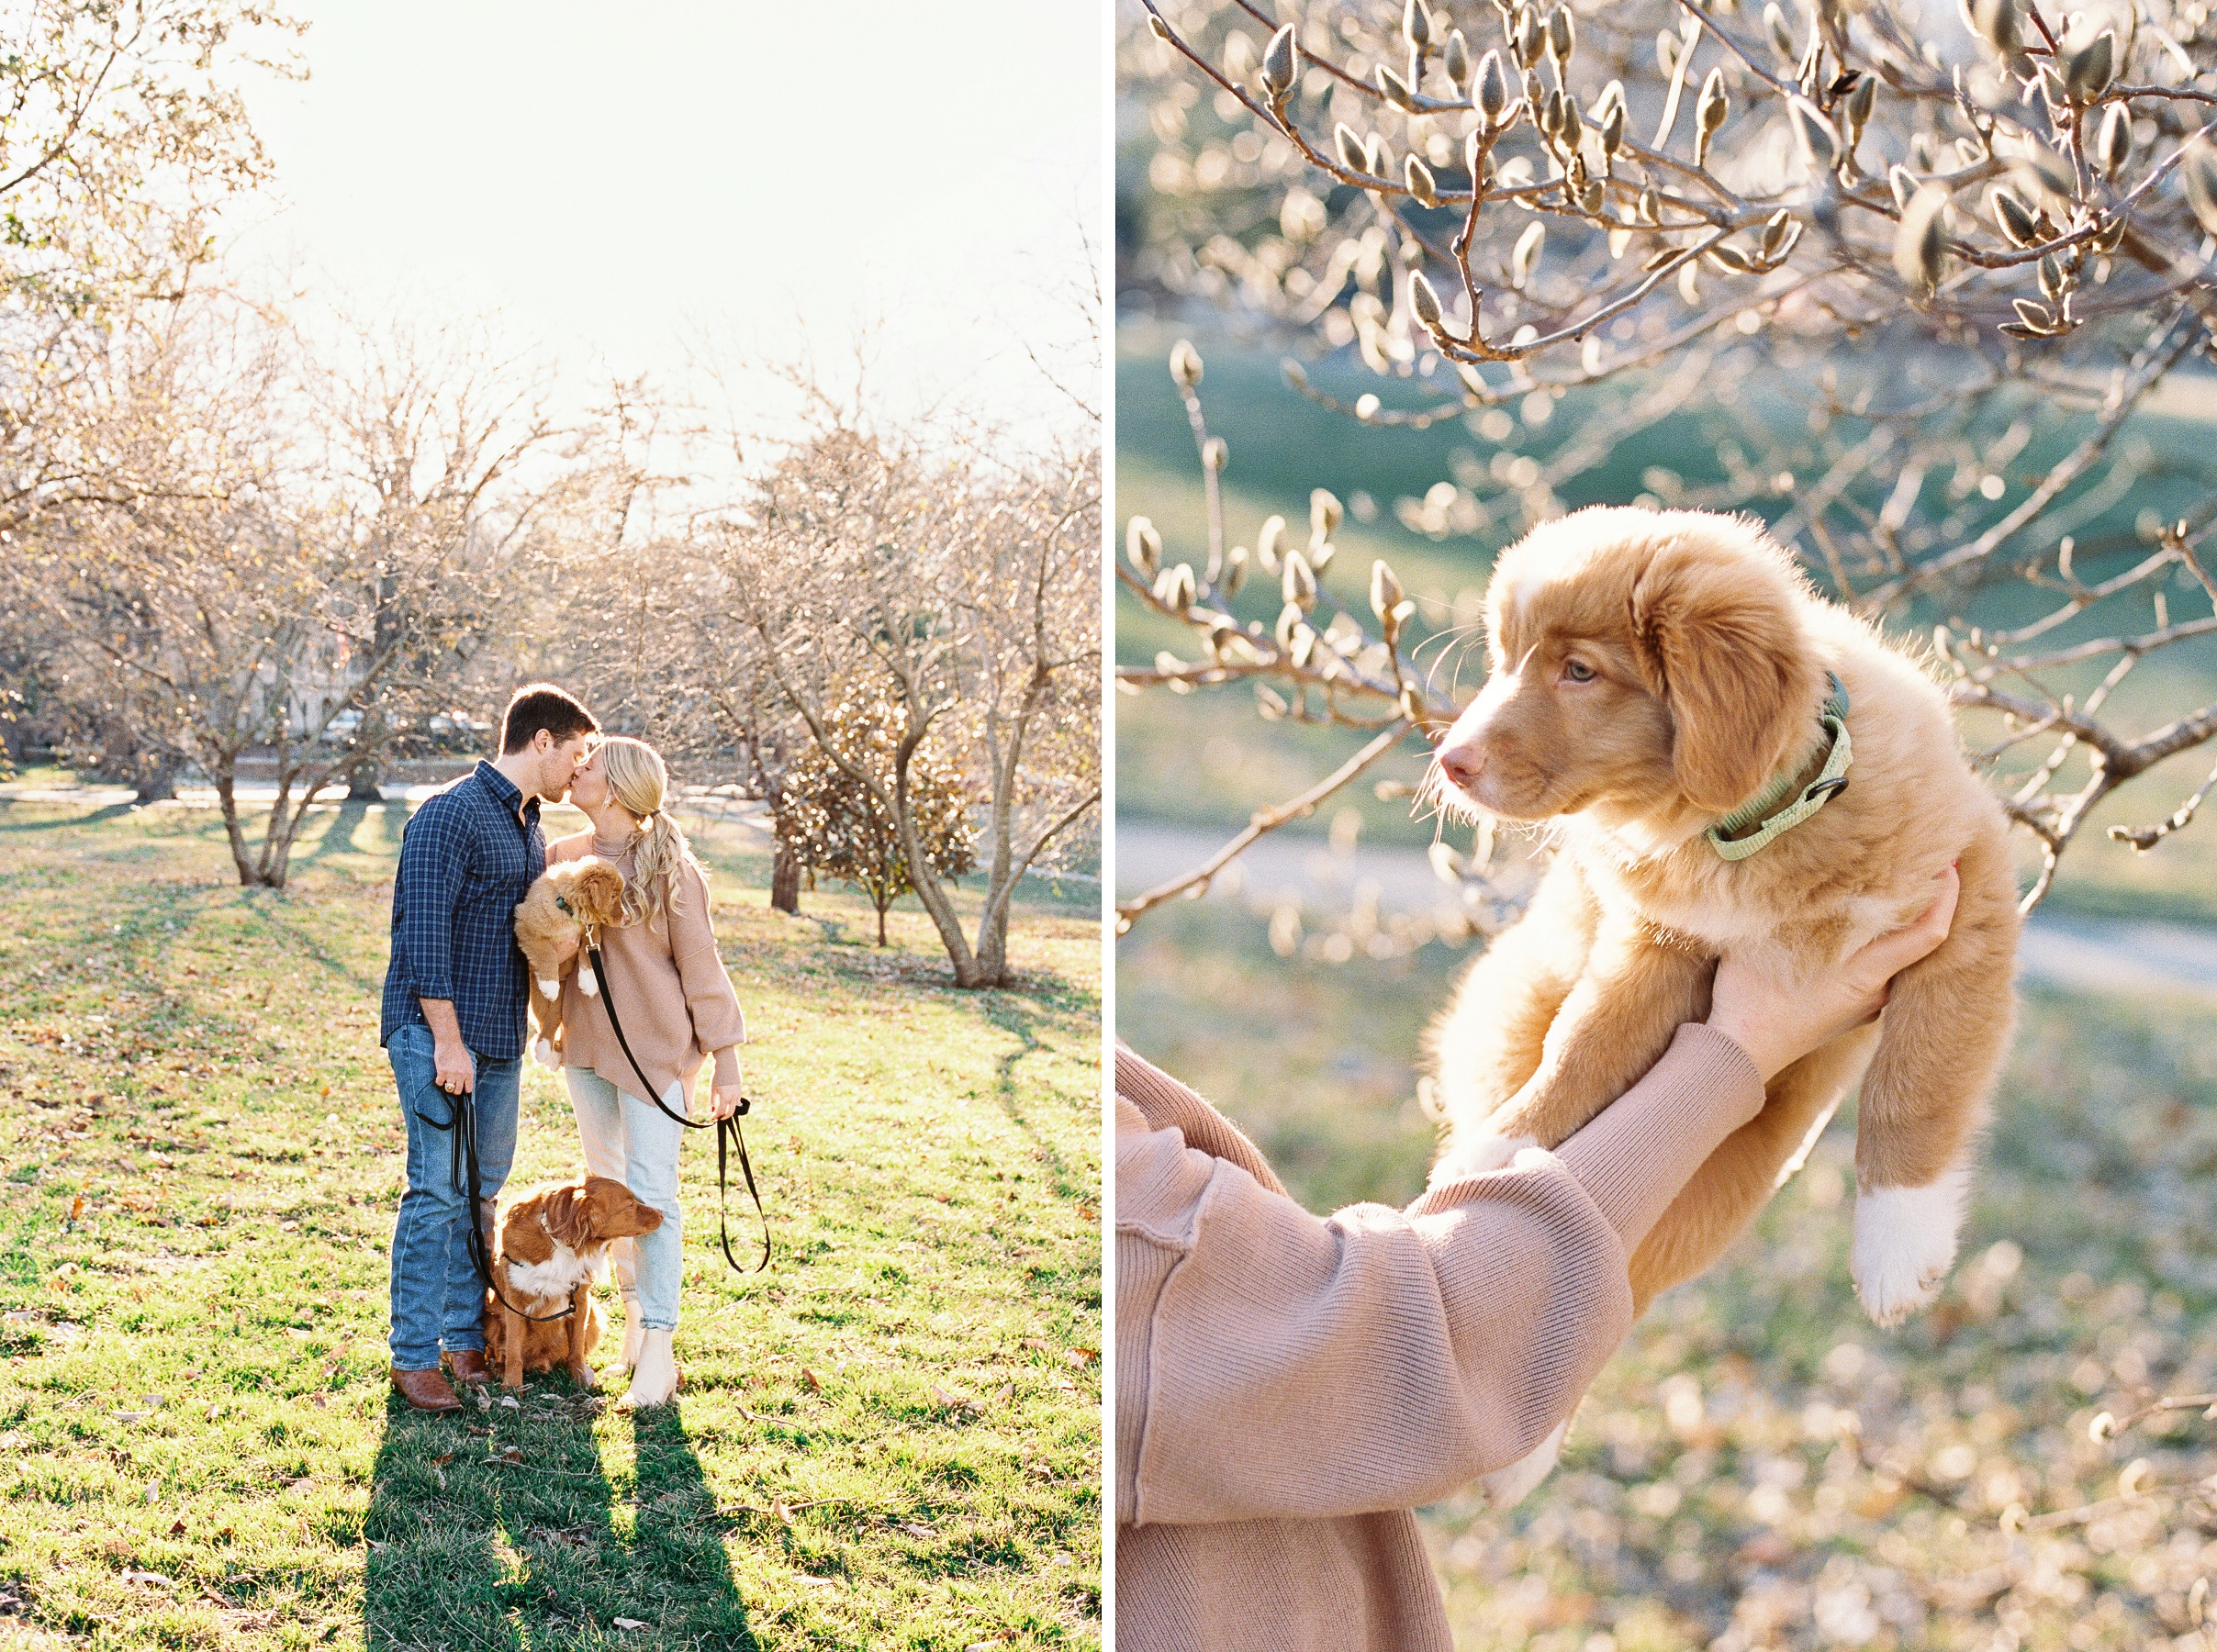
[415,1084,577,1323]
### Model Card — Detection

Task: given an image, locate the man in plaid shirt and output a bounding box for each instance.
[379,684,598,1412]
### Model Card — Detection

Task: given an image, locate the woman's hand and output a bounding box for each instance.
[1708,865,1961,1082]
[707,1079,745,1122]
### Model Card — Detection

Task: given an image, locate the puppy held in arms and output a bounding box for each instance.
[512,857,626,1070]
[1424,508,2019,1497]
[482,1174,664,1390]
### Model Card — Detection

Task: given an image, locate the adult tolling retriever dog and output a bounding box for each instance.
[1426,506,2018,1332]
[483,1175,665,1390]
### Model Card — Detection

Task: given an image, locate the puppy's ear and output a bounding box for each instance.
[1629,530,1822,815]
[577,862,628,923]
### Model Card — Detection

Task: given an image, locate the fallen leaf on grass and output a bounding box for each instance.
[612,1618,648,1631]
[498,1446,523,1466]
[499,1395,519,1409]
[113,1411,150,1423]
[429,1453,453,1468]
[1065,1347,1097,1366]
[898,1521,936,1539]
[800,1367,822,1391]
[118,1569,171,1589]
[797,1576,836,1589]
[770,1500,791,1525]
[965,1641,1008,1651]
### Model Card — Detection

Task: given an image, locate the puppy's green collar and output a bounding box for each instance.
[1706,673,1852,862]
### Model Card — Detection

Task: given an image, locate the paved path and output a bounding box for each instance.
[1116,821,2217,1004]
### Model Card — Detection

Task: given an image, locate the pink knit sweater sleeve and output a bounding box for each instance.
[668,860,745,1088]
[1114,1025,1764,1528]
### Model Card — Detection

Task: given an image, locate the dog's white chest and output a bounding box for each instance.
[505,1239,600,1303]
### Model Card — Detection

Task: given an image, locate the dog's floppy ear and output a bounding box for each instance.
[1629,529,1822,815]
[542,1183,588,1250]
[575,861,628,925]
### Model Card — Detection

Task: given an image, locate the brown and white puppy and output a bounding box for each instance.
[1426,505,2019,1323]
[511,858,627,1070]
[1422,508,2020,1506]
[481,1174,664,1390]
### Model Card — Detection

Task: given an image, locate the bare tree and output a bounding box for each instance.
[1120,0,2217,920]
[20,299,574,886]
[714,404,1100,989]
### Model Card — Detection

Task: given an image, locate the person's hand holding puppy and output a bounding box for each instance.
[1708,865,1962,1083]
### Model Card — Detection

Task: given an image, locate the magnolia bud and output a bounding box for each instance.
[2185,140,2217,236]
[1311,488,1343,539]
[1967,0,2021,57]
[2097,102,2132,176]
[1371,559,1405,625]
[1283,549,1318,612]
[1336,123,1367,172]
[1257,514,1287,573]
[1404,0,1431,50]
[1545,6,1574,63]
[1894,184,1950,291]
[1443,28,1470,84]
[1473,49,1511,125]
[1170,338,1203,386]
[1990,186,2041,248]
[1202,437,1227,473]
[1694,69,1728,166]
[1764,2,1796,61]
[1600,101,1625,157]
[2059,30,2114,102]
[1260,24,1299,99]
[1223,543,1248,597]
[1844,75,1875,143]
[1126,517,1162,577]
[1409,269,1444,329]
[1405,154,1439,206]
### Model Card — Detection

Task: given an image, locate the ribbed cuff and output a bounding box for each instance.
[1551,1022,1766,1249]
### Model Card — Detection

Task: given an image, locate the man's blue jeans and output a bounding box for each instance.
[386,1023,521,1370]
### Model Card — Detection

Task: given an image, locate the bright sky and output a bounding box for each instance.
[235,1,1102,438]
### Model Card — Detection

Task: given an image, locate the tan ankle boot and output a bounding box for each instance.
[617,1328,677,1410]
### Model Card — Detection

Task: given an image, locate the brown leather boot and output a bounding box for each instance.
[445,1349,490,1386]
[389,1366,462,1412]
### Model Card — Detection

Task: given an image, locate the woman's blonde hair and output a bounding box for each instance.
[598,736,701,931]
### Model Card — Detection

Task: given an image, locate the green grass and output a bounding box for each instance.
[1117,895,2217,1651]
[0,785,1102,1650]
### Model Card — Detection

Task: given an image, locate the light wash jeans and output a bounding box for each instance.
[386,1023,521,1368]
[565,1066,688,1332]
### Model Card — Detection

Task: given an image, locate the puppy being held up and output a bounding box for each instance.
[1424,508,2018,1421]
[482,1174,664,1390]
[512,857,626,1070]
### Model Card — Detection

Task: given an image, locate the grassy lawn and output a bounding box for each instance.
[0,783,1102,1651]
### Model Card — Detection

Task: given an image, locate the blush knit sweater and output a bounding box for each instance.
[547,830,745,1110]
[1114,1023,1767,1651]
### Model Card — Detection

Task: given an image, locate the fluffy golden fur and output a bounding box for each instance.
[1425,507,2020,1332]
[511,858,627,1069]
[481,1174,664,1390]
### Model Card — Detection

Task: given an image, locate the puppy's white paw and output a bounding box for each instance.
[1429,1130,1538,1189]
[1851,1168,1970,1327]
[532,1039,557,1070]
[578,966,599,998]
[536,976,558,999]
[1479,1418,1567,1511]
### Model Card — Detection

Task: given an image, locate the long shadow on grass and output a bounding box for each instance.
[362,1384,756,1649]
[624,1401,756,1645]
[0,800,139,833]
[980,994,1086,1202]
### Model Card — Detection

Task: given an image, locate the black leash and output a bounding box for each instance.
[418,1081,577,1323]
[587,943,770,1275]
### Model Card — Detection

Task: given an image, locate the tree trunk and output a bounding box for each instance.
[770,841,801,914]
[876,896,890,947]
[344,756,384,801]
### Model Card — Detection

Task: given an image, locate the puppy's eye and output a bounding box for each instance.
[1562,659,1597,683]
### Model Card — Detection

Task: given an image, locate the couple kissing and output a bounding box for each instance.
[376,683,748,1414]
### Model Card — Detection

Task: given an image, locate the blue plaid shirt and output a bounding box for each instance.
[379,760,545,1059]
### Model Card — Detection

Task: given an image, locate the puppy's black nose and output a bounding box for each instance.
[1437,743,1486,795]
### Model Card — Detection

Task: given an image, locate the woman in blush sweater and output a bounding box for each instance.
[1115,868,1961,1651]
[547,735,746,1410]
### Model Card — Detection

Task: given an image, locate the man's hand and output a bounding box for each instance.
[420,998,476,1096]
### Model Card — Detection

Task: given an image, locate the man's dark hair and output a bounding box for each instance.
[499,684,598,754]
